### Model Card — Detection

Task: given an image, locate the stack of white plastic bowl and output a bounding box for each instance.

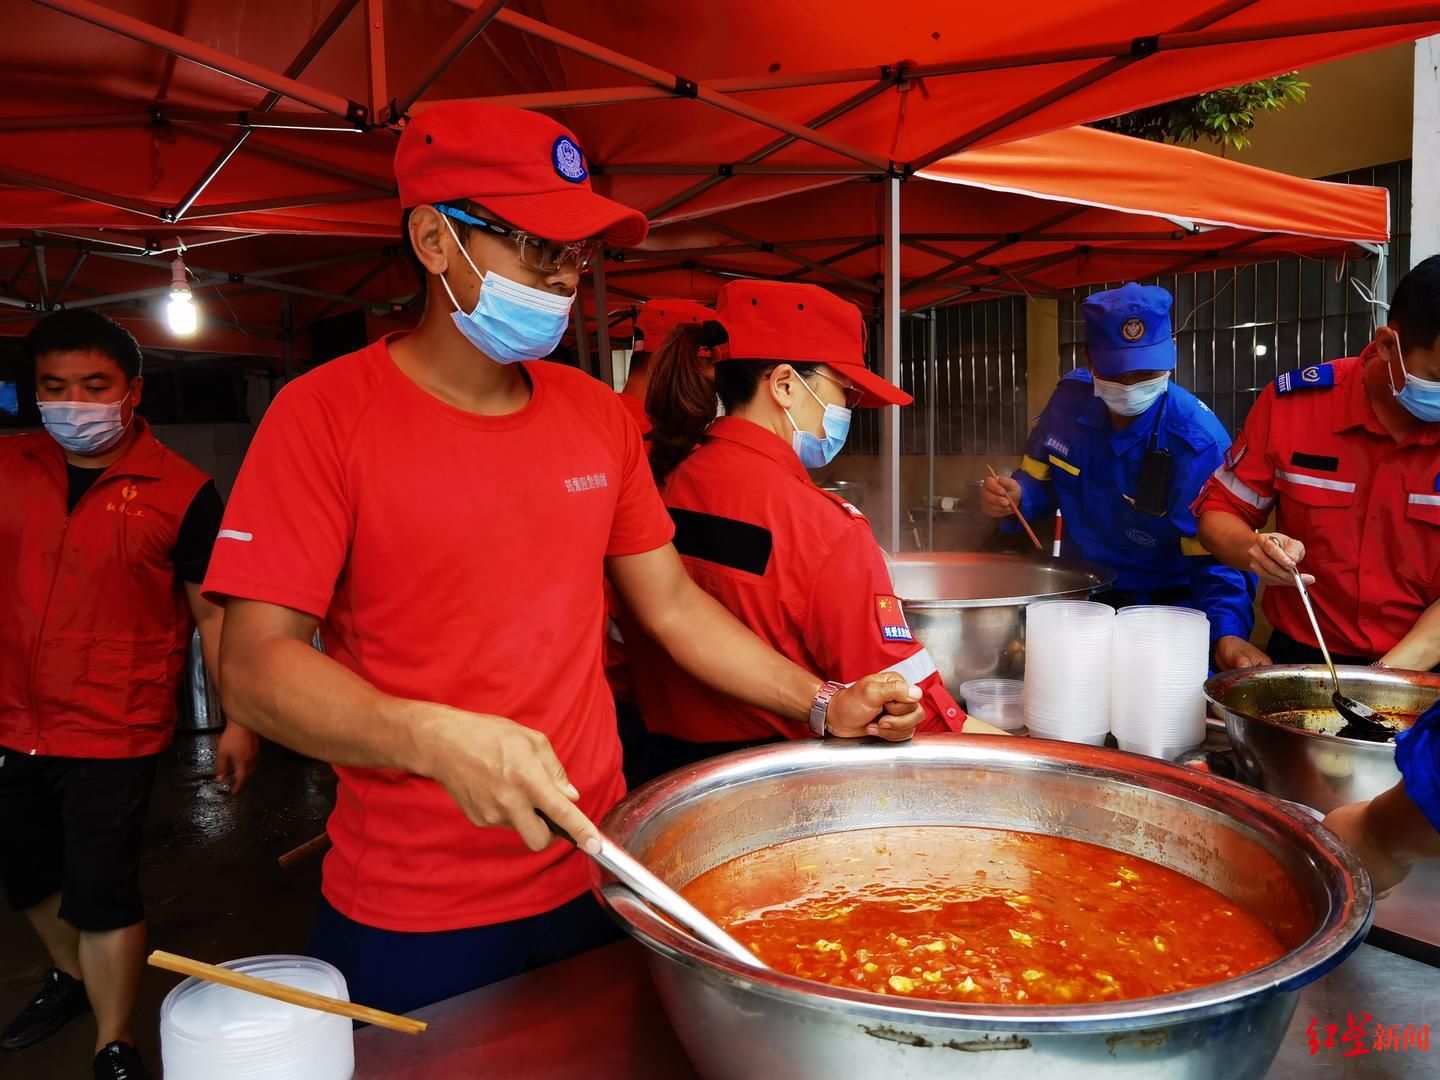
[161,955,354,1080]
[1023,600,1114,745]
[960,679,1026,731]
[1111,605,1210,759]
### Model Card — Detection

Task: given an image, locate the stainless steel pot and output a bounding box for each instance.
[1205,665,1440,812]
[888,554,1114,685]
[596,738,1370,1080]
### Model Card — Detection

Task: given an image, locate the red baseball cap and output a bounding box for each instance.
[714,281,911,407]
[395,102,648,247]
[634,299,716,350]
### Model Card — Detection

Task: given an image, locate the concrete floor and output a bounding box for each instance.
[0,735,335,1079]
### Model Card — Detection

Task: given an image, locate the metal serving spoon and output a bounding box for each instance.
[1291,571,1396,742]
[538,812,767,970]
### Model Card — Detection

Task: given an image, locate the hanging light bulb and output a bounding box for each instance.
[167,252,198,335]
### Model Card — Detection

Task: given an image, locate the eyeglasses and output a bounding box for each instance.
[435,204,601,273]
[810,369,865,409]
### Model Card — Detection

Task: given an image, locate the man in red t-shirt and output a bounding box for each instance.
[204,102,924,1015]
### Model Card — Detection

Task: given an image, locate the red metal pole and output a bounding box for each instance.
[32,0,362,124]
[386,0,508,122]
[0,164,167,219]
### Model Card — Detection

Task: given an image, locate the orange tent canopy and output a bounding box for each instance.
[591,125,1389,321]
[0,1,1434,236]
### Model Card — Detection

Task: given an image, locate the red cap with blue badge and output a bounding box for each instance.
[394,102,649,247]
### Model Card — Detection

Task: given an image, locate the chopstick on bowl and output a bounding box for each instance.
[986,465,1044,551]
[148,950,427,1035]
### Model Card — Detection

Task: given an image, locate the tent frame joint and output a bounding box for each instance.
[674,75,699,99]
[1131,35,1160,58]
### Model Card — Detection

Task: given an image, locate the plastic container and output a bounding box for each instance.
[959,679,1026,731]
[1111,606,1209,759]
[1023,600,1114,743]
[161,955,354,1080]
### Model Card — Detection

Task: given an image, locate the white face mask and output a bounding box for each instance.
[37,392,131,455]
[1092,373,1169,417]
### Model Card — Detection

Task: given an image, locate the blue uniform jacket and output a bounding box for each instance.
[1009,370,1255,644]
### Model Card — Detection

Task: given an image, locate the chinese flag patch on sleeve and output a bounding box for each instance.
[875,595,914,643]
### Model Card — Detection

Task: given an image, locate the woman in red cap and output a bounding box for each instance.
[622,280,973,783]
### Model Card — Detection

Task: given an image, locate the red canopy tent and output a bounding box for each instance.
[592,125,1391,323]
[1,0,1431,543]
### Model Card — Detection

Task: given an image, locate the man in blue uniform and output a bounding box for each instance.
[981,283,1263,671]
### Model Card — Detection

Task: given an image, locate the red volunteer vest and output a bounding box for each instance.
[0,420,209,758]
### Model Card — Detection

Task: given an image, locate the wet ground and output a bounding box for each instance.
[0,735,335,1079]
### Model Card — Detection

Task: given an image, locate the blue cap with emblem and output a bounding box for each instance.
[1082,282,1177,377]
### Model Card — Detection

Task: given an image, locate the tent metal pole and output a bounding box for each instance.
[476,6,891,171]
[880,176,902,554]
[0,164,166,219]
[32,0,363,123]
[386,0,507,122]
[593,260,613,389]
[572,294,592,376]
[777,240,880,283]
[54,250,88,303]
[602,164,882,177]
[180,190,380,218]
[642,78,895,220]
[282,295,294,384]
[33,244,49,308]
[910,0,1261,167]
[927,311,937,553]
[182,127,393,191]
[702,222,877,293]
[310,257,397,325]
[172,0,364,223]
[364,0,388,121]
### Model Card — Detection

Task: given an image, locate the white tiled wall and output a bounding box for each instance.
[148,422,257,500]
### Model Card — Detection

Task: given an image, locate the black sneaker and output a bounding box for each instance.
[0,967,91,1051]
[93,1041,148,1080]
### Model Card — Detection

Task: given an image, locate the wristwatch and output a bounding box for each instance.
[809,680,847,737]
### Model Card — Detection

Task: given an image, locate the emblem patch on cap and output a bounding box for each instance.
[1121,317,1145,342]
[552,136,587,183]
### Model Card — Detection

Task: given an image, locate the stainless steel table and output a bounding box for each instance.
[355,940,1438,1078]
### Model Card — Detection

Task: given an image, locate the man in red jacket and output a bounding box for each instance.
[0,311,258,1080]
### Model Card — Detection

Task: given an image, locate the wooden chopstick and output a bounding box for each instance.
[148,950,427,1035]
[986,465,1044,551]
[277,832,332,869]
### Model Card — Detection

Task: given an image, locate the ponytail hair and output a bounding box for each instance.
[646,319,822,485]
[646,322,718,486]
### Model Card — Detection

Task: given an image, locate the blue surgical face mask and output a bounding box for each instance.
[437,218,574,364]
[1092,372,1169,417]
[37,392,131,455]
[1387,336,1440,422]
[786,374,852,468]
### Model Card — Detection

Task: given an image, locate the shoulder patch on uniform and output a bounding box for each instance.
[1223,434,1248,472]
[840,501,866,519]
[875,595,913,643]
[1043,435,1070,457]
[1274,364,1335,395]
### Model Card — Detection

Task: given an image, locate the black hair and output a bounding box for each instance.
[25,309,143,381]
[400,200,483,286]
[646,320,818,485]
[1389,253,1440,353]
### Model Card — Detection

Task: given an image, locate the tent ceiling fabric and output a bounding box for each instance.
[586,126,1390,320]
[0,1,1420,359]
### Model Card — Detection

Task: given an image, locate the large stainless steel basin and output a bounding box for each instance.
[889,553,1114,685]
[1205,665,1440,812]
[596,737,1371,1080]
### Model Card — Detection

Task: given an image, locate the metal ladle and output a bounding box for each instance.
[1291,570,1397,742]
[539,812,767,970]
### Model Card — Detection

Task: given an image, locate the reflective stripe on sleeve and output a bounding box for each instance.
[1408,493,1440,507]
[1019,455,1051,482]
[1047,454,1080,477]
[881,648,939,686]
[1211,466,1275,511]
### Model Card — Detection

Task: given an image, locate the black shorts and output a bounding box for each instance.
[0,748,159,932]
